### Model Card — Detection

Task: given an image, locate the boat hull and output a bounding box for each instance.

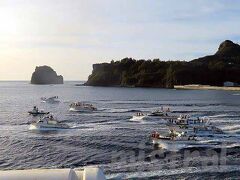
[28,111,49,116]
[148,114,177,119]
[152,138,199,150]
[167,126,225,137]
[130,115,147,121]
[41,100,60,104]
[29,123,69,131]
[69,107,95,112]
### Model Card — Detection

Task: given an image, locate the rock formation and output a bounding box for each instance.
[215,40,240,56]
[31,66,64,84]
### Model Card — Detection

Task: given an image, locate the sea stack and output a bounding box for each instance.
[31,66,64,84]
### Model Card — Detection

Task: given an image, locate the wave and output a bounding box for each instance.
[70,125,92,129]
[103,108,141,113]
[121,165,240,179]
[98,100,228,107]
[208,114,240,118]
[232,93,240,96]
[129,116,145,122]
[221,125,240,131]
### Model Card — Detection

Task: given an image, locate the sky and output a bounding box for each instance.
[0,0,240,80]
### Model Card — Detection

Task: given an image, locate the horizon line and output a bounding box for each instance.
[0,80,87,82]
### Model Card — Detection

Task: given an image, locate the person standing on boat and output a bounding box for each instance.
[33,106,38,113]
[169,129,176,140]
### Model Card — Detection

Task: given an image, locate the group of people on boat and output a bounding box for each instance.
[162,107,170,112]
[150,108,224,147]
[151,130,177,140]
[28,106,50,116]
[178,114,190,119]
[151,129,196,141]
[69,102,97,111]
[167,115,210,126]
[70,102,95,108]
[136,112,144,116]
[148,107,177,118]
[154,107,170,113]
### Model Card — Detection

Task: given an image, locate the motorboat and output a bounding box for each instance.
[69,102,97,112]
[130,112,147,121]
[192,126,224,137]
[28,106,49,116]
[148,107,170,116]
[29,115,69,131]
[41,96,60,103]
[166,114,210,129]
[150,130,198,149]
[148,107,177,119]
[149,110,169,117]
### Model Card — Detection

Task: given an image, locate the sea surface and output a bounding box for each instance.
[0,81,240,179]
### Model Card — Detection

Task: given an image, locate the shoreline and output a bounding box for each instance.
[174,85,240,91]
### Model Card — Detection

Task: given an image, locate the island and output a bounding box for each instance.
[31,66,64,84]
[85,40,240,88]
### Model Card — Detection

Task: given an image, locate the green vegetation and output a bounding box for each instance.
[85,40,240,88]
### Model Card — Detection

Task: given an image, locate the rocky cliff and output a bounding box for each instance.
[31,66,64,84]
[85,40,240,88]
[216,40,240,56]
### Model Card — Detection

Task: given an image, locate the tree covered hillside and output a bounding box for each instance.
[85,40,240,88]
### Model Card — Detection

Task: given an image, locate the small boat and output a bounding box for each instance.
[150,130,198,149]
[192,126,224,137]
[29,115,69,131]
[69,102,97,112]
[41,96,60,103]
[130,112,146,121]
[148,107,177,119]
[149,110,168,117]
[167,115,210,129]
[148,107,170,116]
[28,106,49,116]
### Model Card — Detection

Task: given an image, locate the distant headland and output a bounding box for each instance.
[85,40,240,88]
[31,66,64,84]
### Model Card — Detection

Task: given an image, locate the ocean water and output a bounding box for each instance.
[0,81,240,179]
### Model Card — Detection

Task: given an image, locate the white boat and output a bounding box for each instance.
[29,115,69,131]
[148,107,177,119]
[41,96,60,103]
[0,167,106,180]
[148,107,170,116]
[149,110,168,117]
[69,102,97,112]
[167,115,210,128]
[28,106,49,116]
[192,126,224,137]
[151,130,198,149]
[130,112,146,121]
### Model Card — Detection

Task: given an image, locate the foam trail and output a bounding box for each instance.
[221,125,240,131]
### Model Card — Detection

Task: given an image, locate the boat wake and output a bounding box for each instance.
[29,126,70,131]
[232,93,240,96]
[221,125,240,132]
[103,108,140,113]
[208,114,239,118]
[129,116,146,122]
